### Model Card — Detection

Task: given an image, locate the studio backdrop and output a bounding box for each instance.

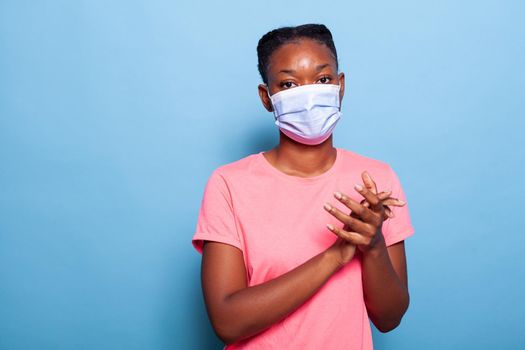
[1,0,524,349]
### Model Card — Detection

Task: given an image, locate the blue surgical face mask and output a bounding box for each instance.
[267,84,342,145]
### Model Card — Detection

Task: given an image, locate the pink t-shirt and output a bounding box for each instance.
[192,148,414,349]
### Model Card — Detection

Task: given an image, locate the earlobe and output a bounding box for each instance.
[258,84,273,112]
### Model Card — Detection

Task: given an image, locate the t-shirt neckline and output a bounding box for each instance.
[256,148,342,184]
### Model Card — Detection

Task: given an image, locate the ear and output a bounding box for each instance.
[337,72,345,106]
[258,84,273,112]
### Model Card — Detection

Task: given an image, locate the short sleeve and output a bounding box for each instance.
[381,166,415,246]
[191,170,242,254]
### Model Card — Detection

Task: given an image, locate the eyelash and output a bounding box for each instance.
[317,76,331,84]
[279,76,332,89]
[280,81,295,89]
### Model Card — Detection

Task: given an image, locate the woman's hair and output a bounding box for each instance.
[256,24,339,85]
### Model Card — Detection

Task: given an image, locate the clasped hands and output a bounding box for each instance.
[323,171,406,264]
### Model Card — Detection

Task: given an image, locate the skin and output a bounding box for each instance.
[201,38,410,344]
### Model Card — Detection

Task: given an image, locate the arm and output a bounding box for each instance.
[324,171,410,332]
[201,239,354,344]
[361,240,409,332]
[359,171,410,331]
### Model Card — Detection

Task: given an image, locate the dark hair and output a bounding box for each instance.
[256,24,339,85]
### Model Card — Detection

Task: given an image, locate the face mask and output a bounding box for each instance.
[268,84,342,145]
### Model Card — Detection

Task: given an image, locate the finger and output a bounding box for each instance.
[326,224,370,245]
[377,190,392,201]
[382,198,406,207]
[362,171,378,194]
[324,203,375,235]
[354,184,381,211]
[364,191,392,206]
[384,207,395,219]
[333,192,377,223]
[362,195,399,219]
[334,192,374,221]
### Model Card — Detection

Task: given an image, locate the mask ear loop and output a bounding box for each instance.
[265,84,275,112]
[335,84,342,112]
[265,84,272,99]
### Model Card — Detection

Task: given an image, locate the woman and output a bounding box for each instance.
[192,24,414,349]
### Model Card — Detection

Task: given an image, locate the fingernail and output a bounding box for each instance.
[324,203,332,211]
[334,192,342,199]
[354,184,363,191]
[399,200,406,205]
[327,224,334,230]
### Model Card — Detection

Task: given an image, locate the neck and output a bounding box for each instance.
[264,133,337,177]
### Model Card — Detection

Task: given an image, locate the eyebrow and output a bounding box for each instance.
[315,63,331,72]
[278,63,332,74]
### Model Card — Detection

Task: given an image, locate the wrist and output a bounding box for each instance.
[322,247,346,271]
[362,235,387,259]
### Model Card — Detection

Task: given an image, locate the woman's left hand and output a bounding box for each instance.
[360,171,405,220]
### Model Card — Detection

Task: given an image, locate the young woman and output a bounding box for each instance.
[192,24,414,349]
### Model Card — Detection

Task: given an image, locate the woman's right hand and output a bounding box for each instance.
[325,171,406,268]
[326,237,357,268]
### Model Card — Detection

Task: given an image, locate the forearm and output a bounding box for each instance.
[215,249,341,344]
[361,240,409,332]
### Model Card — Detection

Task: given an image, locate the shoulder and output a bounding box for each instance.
[199,153,262,208]
[337,148,394,175]
[208,152,263,184]
[336,148,407,198]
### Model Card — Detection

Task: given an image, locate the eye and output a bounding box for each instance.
[317,76,332,84]
[280,81,297,89]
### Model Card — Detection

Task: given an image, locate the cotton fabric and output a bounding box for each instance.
[192,148,414,349]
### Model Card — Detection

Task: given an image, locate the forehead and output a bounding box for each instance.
[267,39,336,73]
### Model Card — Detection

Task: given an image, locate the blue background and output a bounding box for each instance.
[1,0,524,349]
